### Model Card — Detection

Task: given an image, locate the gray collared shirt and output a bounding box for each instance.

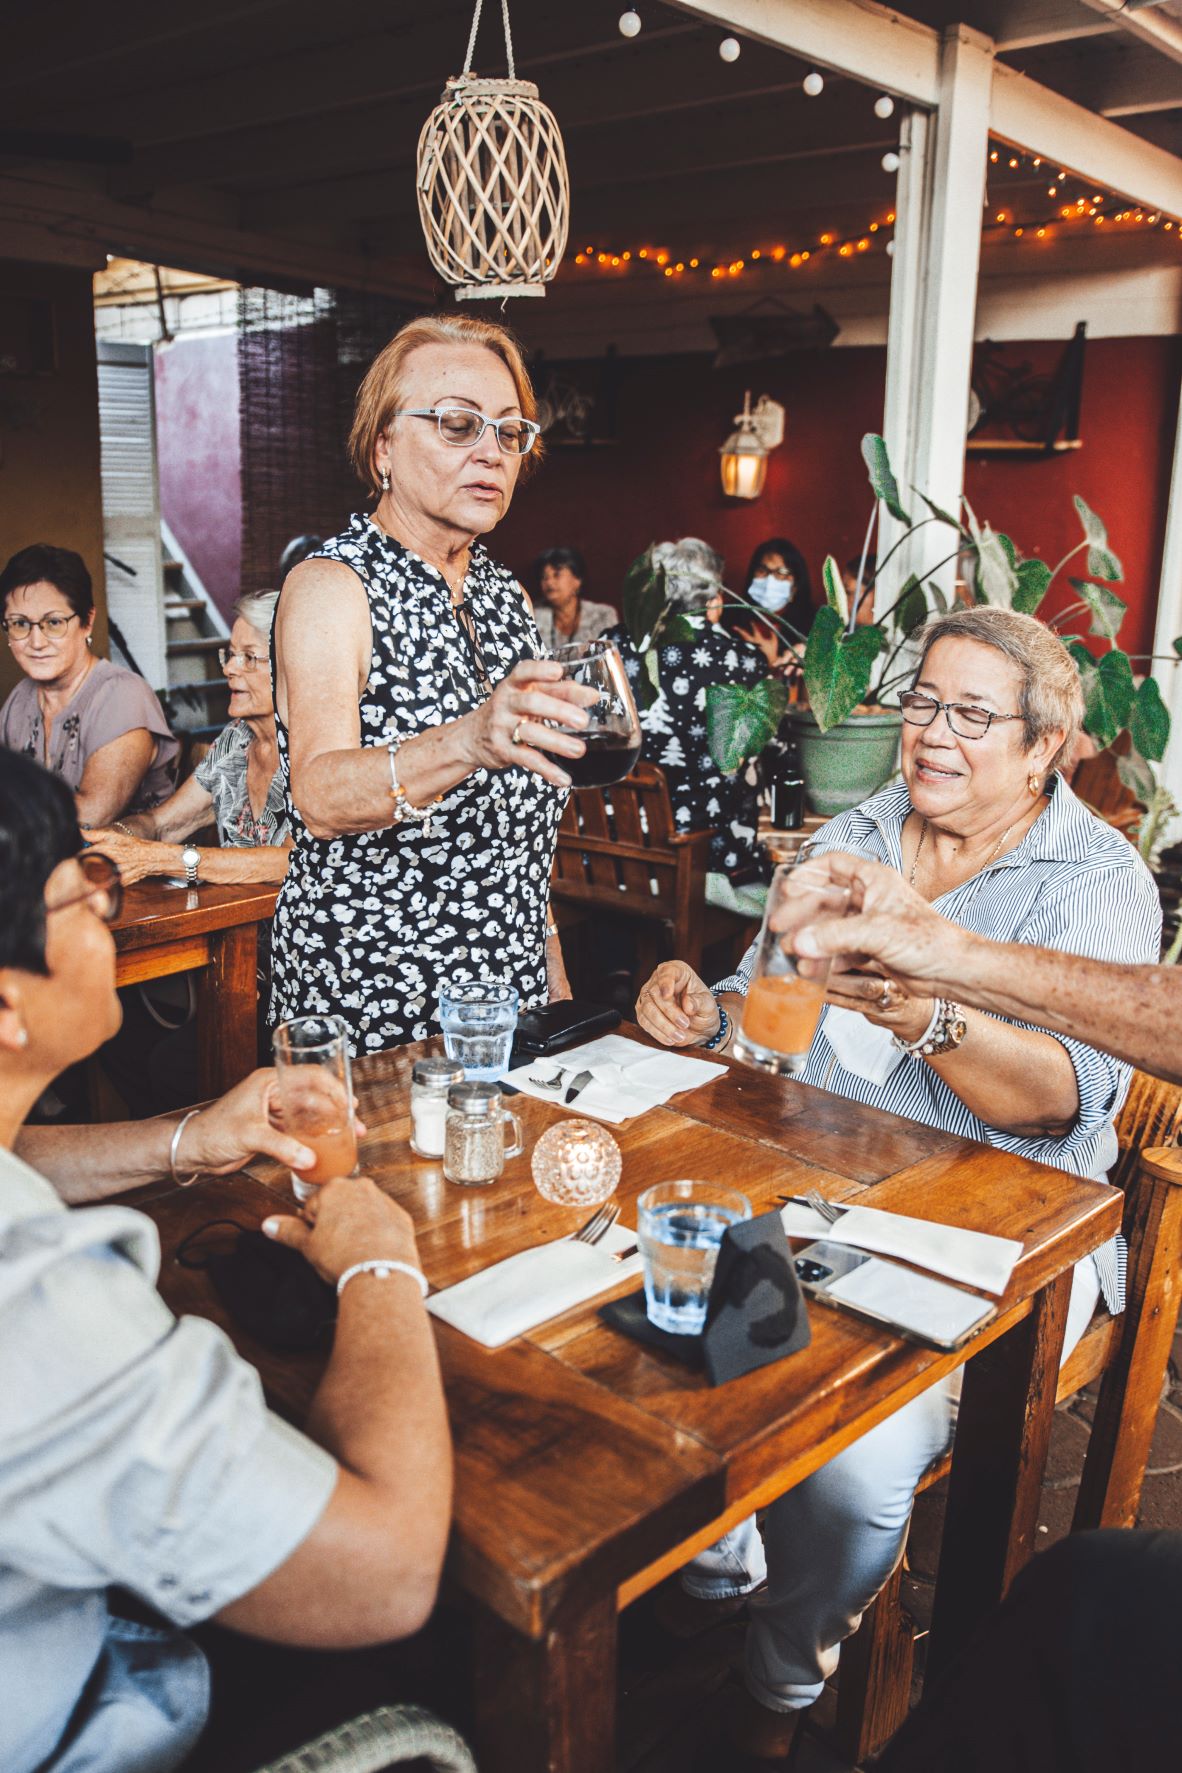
[0,1148,337,1773]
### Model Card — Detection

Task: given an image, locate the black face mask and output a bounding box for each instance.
[175,1220,337,1352]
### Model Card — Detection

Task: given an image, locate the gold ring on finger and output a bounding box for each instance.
[511,720,525,745]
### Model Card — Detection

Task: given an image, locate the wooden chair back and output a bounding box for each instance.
[551,762,751,977]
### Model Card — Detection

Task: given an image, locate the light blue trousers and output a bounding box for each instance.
[684,1256,1102,1712]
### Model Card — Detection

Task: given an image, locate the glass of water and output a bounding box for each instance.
[637,1179,752,1335]
[438,981,519,1081]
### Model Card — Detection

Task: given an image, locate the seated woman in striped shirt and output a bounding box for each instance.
[635,605,1161,1758]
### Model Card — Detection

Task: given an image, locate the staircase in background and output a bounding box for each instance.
[159,518,230,736]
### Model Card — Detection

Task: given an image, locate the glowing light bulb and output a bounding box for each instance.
[882,151,900,173]
[874,94,895,119]
[618,10,641,37]
[885,240,895,257]
[803,70,824,96]
[719,35,741,62]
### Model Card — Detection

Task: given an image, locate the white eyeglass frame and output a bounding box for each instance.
[394,405,540,455]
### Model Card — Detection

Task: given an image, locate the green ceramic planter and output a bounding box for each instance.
[782,707,903,818]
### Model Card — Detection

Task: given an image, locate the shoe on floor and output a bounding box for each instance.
[723,1675,807,1763]
[652,1577,766,1639]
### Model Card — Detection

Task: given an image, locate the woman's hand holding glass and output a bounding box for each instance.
[635,960,721,1048]
[462,658,599,789]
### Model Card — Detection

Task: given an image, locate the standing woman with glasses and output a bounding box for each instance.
[0,544,178,824]
[84,592,290,885]
[270,314,596,1053]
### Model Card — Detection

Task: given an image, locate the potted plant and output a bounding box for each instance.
[620,433,1182,819]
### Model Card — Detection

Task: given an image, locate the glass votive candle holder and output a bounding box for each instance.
[531,1118,622,1206]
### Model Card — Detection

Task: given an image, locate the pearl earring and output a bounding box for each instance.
[1028,773,1041,797]
[379,469,391,492]
[15,1027,28,1048]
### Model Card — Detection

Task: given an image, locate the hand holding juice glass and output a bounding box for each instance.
[734,852,849,1075]
[272,1015,359,1201]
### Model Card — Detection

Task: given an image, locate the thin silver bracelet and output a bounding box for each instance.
[169,1108,203,1186]
[337,1258,429,1300]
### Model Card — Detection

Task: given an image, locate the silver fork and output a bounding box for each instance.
[528,1067,568,1090]
[570,1202,620,1245]
[804,1187,843,1225]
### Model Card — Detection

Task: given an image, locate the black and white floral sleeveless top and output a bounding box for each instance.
[271,514,562,1053]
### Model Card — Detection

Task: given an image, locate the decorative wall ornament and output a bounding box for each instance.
[415,0,570,302]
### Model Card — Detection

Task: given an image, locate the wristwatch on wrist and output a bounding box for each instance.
[893,998,968,1059]
[180,845,201,888]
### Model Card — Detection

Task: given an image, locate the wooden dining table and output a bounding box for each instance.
[139,1031,1120,1773]
[112,878,279,1097]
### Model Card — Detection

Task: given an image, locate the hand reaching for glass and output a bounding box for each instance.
[789,851,972,996]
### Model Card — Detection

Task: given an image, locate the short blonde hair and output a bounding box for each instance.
[348,313,541,496]
[913,605,1083,770]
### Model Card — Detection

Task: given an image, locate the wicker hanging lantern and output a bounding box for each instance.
[416,0,570,301]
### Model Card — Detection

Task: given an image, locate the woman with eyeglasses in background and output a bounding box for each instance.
[269,313,597,1053]
[0,543,178,825]
[85,591,290,886]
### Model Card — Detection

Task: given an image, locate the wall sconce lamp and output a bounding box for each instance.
[719,391,785,499]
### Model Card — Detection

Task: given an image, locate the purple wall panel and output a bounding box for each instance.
[154,333,241,622]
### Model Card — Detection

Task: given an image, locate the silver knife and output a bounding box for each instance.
[564,1069,594,1104]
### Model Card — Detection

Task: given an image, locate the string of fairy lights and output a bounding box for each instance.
[571,140,1181,281]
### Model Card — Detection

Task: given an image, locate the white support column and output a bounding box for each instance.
[878,27,994,607]
[1153,387,1182,803]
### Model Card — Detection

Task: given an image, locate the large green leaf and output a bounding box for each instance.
[1068,576,1127,642]
[630,645,660,711]
[659,611,699,645]
[1075,647,1135,747]
[621,549,668,651]
[1013,558,1052,615]
[1131,675,1171,762]
[821,553,849,621]
[1173,636,1182,659]
[895,573,928,636]
[1116,745,1157,804]
[915,489,964,532]
[1073,495,1123,582]
[861,433,911,525]
[803,604,885,732]
[706,677,790,774]
[973,524,1020,607]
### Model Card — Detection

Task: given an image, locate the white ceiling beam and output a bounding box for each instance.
[1081,0,1182,68]
[991,57,1182,212]
[1100,58,1182,119]
[990,3,1118,51]
[667,0,940,105]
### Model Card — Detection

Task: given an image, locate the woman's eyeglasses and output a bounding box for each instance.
[394,406,541,456]
[2,612,80,643]
[899,690,1023,740]
[47,851,123,924]
[219,648,268,672]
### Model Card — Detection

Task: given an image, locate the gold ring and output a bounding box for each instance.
[511,721,525,745]
[879,982,893,1009]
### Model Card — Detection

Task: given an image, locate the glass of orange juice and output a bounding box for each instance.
[733,854,846,1075]
[272,1015,359,1202]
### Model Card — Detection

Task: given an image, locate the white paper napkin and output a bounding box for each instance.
[504,1034,727,1124]
[426,1221,643,1347]
[823,1008,907,1086]
[779,1200,1022,1297]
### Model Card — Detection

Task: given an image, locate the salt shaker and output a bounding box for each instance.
[410,1057,464,1158]
[444,1083,525,1186]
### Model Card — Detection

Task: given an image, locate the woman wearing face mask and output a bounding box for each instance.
[730,537,812,668]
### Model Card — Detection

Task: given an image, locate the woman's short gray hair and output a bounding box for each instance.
[912,605,1083,769]
[233,590,280,639]
[653,537,725,608]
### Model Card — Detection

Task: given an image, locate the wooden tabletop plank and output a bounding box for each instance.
[112,878,279,951]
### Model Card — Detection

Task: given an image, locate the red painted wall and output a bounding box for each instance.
[495,337,1181,660]
[154,332,241,623]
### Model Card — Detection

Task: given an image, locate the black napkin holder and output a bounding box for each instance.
[599,1209,811,1385]
[175,1219,337,1352]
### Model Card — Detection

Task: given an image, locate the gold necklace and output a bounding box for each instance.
[909,815,1018,889]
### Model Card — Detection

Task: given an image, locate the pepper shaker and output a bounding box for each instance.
[444,1083,525,1186]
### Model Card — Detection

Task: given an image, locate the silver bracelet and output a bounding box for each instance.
[893,998,968,1058]
[337,1258,429,1300]
[169,1108,203,1186]
[386,737,437,829]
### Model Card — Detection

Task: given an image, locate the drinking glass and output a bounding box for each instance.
[637,1179,752,1335]
[271,1015,359,1203]
[733,852,848,1075]
[549,639,643,788]
[439,981,519,1081]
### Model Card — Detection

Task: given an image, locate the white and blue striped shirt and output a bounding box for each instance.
[715,775,1163,1312]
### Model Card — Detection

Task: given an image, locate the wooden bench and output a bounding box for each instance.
[832,1070,1182,1763]
[551,761,757,983]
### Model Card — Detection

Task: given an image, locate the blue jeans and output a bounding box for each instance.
[684,1256,1102,1712]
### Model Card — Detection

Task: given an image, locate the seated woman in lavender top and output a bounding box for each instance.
[0,543,177,825]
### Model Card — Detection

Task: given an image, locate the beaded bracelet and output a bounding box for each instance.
[700,1000,730,1052]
